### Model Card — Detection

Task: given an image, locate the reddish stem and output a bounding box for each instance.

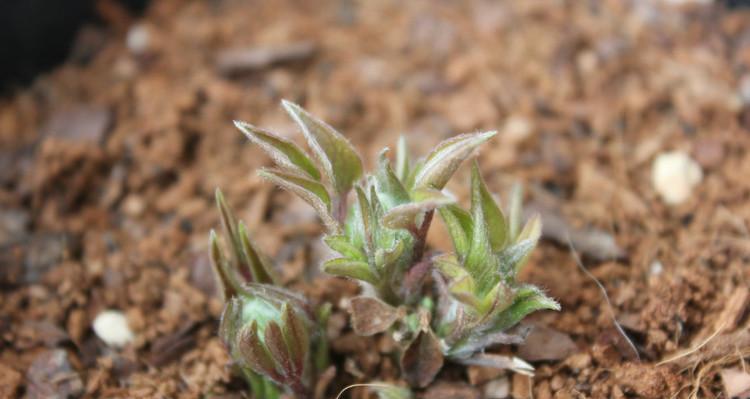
[333,193,348,226]
[412,210,434,264]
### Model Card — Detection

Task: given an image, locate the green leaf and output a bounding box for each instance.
[216,189,244,273]
[322,258,378,284]
[375,149,410,211]
[396,136,410,182]
[413,131,497,190]
[355,186,375,255]
[323,234,366,261]
[491,285,560,332]
[438,204,474,259]
[264,321,294,379]
[281,303,309,378]
[471,161,507,252]
[234,120,320,180]
[313,303,331,372]
[433,254,478,308]
[477,280,511,318]
[403,158,424,190]
[209,230,238,301]
[508,183,523,242]
[282,100,363,196]
[382,189,453,231]
[258,168,337,232]
[243,369,282,399]
[213,189,276,286]
[375,239,405,269]
[219,297,241,349]
[465,165,497,294]
[498,237,538,277]
[238,222,277,284]
[239,321,284,383]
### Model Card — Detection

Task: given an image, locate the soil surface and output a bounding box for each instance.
[2,0,750,398]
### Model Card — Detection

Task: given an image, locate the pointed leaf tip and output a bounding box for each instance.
[322,257,378,284]
[234,119,321,180]
[258,168,338,232]
[237,221,277,284]
[281,100,363,196]
[471,161,507,252]
[414,131,497,190]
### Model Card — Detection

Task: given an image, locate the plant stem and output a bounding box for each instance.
[334,193,348,226]
[412,210,434,264]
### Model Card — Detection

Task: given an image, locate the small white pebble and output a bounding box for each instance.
[739,74,750,105]
[126,24,151,55]
[484,377,510,399]
[650,260,664,276]
[651,151,703,205]
[93,310,135,348]
[502,115,533,143]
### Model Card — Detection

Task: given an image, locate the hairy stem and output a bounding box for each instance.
[333,193,348,227]
[412,210,434,264]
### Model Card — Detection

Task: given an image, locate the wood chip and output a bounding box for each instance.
[517,325,578,362]
[26,349,84,399]
[715,286,750,332]
[216,42,316,76]
[527,204,625,261]
[41,105,112,145]
[720,368,750,399]
[0,363,22,398]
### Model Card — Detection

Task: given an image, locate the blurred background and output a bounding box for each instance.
[2,0,750,397]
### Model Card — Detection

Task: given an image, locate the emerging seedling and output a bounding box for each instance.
[217,100,559,395]
[211,191,329,399]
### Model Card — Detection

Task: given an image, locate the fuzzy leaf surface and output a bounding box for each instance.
[382,190,452,231]
[323,234,365,261]
[374,149,410,211]
[209,230,237,301]
[471,161,507,251]
[237,222,277,284]
[322,258,377,284]
[413,131,496,190]
[282,100,363,196]
[433,254,477,307]
[239,321,284,383]
[281,303,309,377]
[234,120,320,179]
[491,286,560,332]
[438,204,474,259]
[258,168,337,231]
[465,166,497,294]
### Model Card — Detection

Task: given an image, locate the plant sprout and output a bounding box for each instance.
[212,100,559,396]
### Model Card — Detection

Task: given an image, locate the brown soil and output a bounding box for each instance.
[2,0,750,398]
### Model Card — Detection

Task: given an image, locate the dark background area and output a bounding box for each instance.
[0,0,149,91]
